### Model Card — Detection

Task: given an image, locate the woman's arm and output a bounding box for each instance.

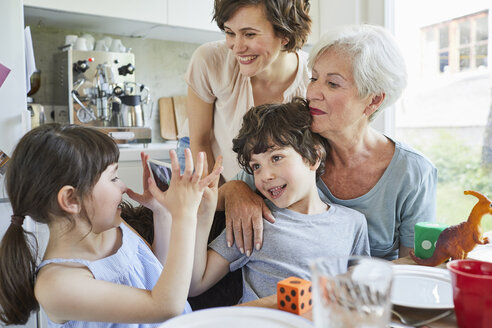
[398,163,438,258]
[399,245,412,258]
[188,86,215,174]
[217,180,274,255]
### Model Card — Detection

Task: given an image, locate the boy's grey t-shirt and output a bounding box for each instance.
[209,200,370,303]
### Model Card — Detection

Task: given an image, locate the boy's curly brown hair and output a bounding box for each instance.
[232,97,328,179]
[120,202,154,244]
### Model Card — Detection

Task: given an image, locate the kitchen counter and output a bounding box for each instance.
[118,141,177,162]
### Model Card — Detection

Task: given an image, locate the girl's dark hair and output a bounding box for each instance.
[0,123,119,325]
[232,97,328,179]
[213,0,311,52]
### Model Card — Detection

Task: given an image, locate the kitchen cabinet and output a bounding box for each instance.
[23,0,223,45]
[23,0,168,25]
[167,0,218,32]
[22,0,324,46]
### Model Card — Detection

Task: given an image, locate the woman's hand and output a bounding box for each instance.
[126,152,168,215]
[220,181,275,256]
[148,149,222,219]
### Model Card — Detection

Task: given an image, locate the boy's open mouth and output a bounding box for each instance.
[268,184,286,199]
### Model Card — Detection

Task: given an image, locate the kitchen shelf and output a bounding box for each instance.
[24,6,224,45]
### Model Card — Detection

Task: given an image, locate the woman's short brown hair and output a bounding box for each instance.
[213,0,312,52]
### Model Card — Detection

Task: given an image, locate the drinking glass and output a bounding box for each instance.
[310,256,393,328]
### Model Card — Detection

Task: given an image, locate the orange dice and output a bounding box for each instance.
[277,276,312,315]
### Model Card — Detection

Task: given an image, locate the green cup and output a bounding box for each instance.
[414,222,448,259]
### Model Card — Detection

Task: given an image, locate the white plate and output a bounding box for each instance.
[159,306,313,328]
[468,231,492,263]
[391,265,454,309]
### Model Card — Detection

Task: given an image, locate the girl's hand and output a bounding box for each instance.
[148,149,222,219]
[198,155,222,218]
[126,152,168,215]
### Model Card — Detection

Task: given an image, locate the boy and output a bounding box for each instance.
[190,98,370,302]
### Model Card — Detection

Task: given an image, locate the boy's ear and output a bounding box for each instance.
[57,186,81,214]
[364,93,386,116]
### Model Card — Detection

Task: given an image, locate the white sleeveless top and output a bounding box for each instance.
[37,223,192,327]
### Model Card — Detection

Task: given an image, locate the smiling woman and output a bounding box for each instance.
[182,0,312,182]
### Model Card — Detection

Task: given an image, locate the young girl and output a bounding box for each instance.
[0,123,222,327]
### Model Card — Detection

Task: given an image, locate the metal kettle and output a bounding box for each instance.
[119,95,144,127]
[111,82,150,127]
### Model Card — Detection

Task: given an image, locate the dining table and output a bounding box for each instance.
[240,255,458,328]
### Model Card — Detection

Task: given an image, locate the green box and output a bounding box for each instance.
[414,222,448,259]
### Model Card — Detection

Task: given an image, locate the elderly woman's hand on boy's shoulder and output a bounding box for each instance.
[220,181,274,254]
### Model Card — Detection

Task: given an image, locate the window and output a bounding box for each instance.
[421,10,488,73]
[392,0,492,232]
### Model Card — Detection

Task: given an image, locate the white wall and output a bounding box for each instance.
[0,0,27,154]
[318,0,391,135]
[0,2,39,327]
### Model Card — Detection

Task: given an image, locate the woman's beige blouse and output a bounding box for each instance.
[185,40,310,181]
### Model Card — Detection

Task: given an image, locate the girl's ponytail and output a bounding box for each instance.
[0,216,39,325]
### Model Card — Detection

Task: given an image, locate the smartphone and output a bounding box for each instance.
[148,158,172,192]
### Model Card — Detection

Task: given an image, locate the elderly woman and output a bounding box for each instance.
[217,24,437,260]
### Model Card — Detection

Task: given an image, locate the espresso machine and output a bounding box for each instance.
[53,49,152,144]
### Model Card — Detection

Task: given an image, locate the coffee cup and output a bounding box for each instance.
[64,34,78,46]
[73,37,88,51]
[95,39,108,51]
[109,39,125,52]
[82,33,95,51]
[102,36,113,49]
[447,259,492,328]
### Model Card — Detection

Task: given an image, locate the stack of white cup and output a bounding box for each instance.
[64,34,127,53]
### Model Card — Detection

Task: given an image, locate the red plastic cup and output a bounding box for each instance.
[447,260,492,328]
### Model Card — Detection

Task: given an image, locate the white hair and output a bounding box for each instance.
[308,24,407,121]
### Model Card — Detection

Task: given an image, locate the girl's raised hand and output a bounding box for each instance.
[148,149,222,218]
